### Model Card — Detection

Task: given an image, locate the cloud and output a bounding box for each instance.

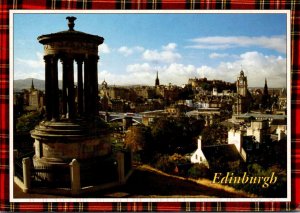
[143,43,181,63]
[99,51,286,88]
[14,70,44,80]
[209,53,230,59]
[100,63,199,86]
[118,46,133,56]
[99,69,154,86]
[99,43,111,54]
[197,51,286,87]
[162,43,177,51]
[118,46,144,57]
[16,52,44,69]
[187,36,286,54]
[126,63,153,73]
[15,50,286,89]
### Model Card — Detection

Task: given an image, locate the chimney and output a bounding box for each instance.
[197,136,202,149]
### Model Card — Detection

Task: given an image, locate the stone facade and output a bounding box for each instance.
[246,120,269,143]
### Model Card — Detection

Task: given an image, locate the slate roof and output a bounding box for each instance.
[202,144,243,163]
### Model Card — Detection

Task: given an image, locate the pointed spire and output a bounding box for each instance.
[265,78,268,86]
[155,71,160,87]
[263,77,268,96]
[31,78,35,90]
[240,65,244,77]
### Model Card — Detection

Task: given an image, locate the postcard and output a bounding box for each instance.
[3,8,297,212]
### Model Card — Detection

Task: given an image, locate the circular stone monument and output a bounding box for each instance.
[30,17,112,185]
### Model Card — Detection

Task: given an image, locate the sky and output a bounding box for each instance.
[13,12,288,88]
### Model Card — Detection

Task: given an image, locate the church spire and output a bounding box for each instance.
[155,71,160,87]
[30,78,35,90]
[263,78,268,96]
[261,77,270,109]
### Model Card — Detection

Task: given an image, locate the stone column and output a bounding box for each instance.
[44,56,53,120]
[67,59,75,119]
[62,58,68,117]
[89,55,99,116]
[76,59,83,115]
[22,157,31,193]
[51,56,59,121]
[83,55,100,117]
[62,57,75,119]
[84,57,90,116]
[69,159,80,195]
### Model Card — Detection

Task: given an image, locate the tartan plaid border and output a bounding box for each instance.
[1,0,300,212]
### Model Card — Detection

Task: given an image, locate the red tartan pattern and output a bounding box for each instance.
[1,0,300,211]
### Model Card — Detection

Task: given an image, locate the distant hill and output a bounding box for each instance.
[14,78,45,92]
[14,78,62,92]
[13,78,146,92]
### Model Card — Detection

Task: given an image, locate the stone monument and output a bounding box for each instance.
[30,17,113,187]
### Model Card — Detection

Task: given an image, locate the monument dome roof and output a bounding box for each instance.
[37,16,104,45]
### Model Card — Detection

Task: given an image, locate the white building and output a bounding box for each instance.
[190,136,209,167]
[246,120,269,143]
[228,128,247,161]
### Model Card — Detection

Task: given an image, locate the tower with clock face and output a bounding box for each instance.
[236,70,248,97]
[234,70,249,115]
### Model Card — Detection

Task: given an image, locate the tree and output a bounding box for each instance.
[125,125,145,152]
[188,163,210,178]
[16,111,43,133]
[15,111,44,155]
[150,117,178,154]
[150,116,205,154]
[178,85,194,100]
[124,125,153,162]
[201,123,228,146]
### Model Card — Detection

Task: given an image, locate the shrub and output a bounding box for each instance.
[154,155,176,173]
[188,163,210,178]
[16,111,43,133]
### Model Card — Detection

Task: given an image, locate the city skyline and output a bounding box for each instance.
[13,12,288,88]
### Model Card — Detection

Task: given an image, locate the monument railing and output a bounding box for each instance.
[31,165,71,189]
[14,152,132,194]
[14,151,34,182]
[14,160,24,182]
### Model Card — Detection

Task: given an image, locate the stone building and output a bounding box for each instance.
[246,120,269,143]
[236,70,248,97]
[190,135,246,168]
[28,79,44,110]
[14,79,45,112]
[278,88,287,110]
[234,70,252,114]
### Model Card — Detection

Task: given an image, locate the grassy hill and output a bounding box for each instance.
[15,164,254,198]
[118,165,255,198]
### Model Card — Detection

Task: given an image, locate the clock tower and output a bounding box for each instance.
[236,69,248,97]
[234,69,249,115]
